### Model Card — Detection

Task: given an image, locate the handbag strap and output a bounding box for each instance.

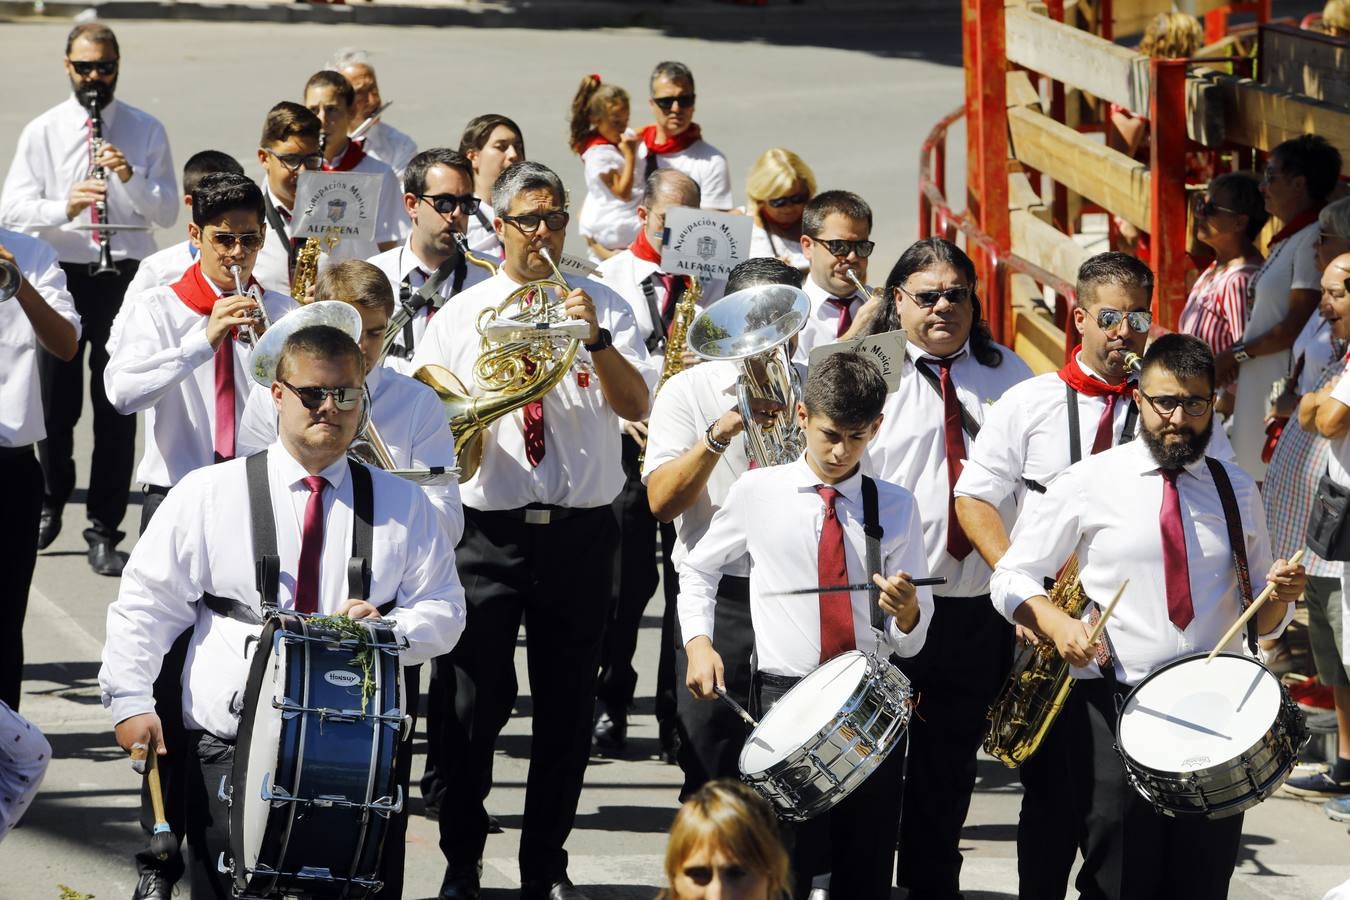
[1206,457,1258,654]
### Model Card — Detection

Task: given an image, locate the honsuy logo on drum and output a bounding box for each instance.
[324,669,362,688]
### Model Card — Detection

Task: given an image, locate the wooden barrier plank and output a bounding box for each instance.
[1013,306,1067,375]
[1198,68,1350,161]
[1010,208,1091,289]
[1112,0,1231,38]
[1260,24,1350,108]
[1007,106,1152,231]
[1009,171,1050,223]
[1006,69,1042,110]
[1006,6,1150,113]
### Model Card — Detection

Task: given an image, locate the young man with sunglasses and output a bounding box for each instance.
[0,22,178,577]
[637,61,733,212]
[254,101,325,295]
[990,333,1304,900]
[792,191,883,364]
[369,148,491,374]
[412,161,650,900]
[953,251,1232,900]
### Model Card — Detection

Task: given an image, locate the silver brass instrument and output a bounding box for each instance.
[81,86,118,278]
[845,267,883,306]
[349,101,393,144]
[687,283,811,467]
[0,258,22,301]
[229,265,271,347]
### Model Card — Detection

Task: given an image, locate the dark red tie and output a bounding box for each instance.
[657,272,679,321]
[213,339,236,463]
[295,475,327,614]
[1091,394,1117,456]
[522,288,546,467]
[935,358,973,560]
[826,296,853,338]
[815,485,855,662]
[1159,469,1194,630]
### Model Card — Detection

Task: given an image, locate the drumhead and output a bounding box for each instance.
[740,652,868,775]
[1118,653,1281,773]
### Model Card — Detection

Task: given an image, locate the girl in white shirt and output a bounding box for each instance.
[569,75,640,263]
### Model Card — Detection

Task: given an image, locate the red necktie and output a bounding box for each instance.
[1091,394,1117,456]
[213,339,236,463]
[522,287,546,467]
[295,475,327,614]
[935,358,973,560]
[815,485,855,662]
[1159,469,1194,630]
[826,296,853,338]
[657,272,679,322]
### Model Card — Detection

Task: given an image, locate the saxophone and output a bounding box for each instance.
[654,277,701,395]
[290,132,338,303]
[984,557,1092,767]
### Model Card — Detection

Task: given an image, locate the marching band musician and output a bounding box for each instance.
[643,256,804,797]
[100,321,466,898]
[861,237,1032,899]
[638,62,734,212]
[791,191,883,364]
[681,351,933,900]
[329,48,418,178]
[591,168,701,758]
[368,148,491,374]
[253,101,324,295]
[459,114,525,257]
[990,333,1304,900]
[0,22,178,576]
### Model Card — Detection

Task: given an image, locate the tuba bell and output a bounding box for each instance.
[686,283,811,468]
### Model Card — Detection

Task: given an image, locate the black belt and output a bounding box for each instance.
[0,443,34,461]
[755,671,803,691]
[144,484,170,496]
[934,593,992,602]
[474,503,609,526]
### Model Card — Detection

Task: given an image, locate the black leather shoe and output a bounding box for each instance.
[438,866,480,900]
[37,507,61,550]
[132,869,173,900]
[658,717,682,765]
[521,877,590,900]
[591,708,627,755]
[84,528,126,577]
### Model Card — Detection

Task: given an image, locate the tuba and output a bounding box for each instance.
[413,247,586,482]
[687,283,811,467]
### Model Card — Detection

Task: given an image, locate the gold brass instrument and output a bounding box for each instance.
[455,231,499,277]
[1124,350,1143,376]
[290,133,338,303]
[80,86,118,278]
[229,264,272,347]
[686,283,811,467]
[653,277,702,397]
[0,258,21,301]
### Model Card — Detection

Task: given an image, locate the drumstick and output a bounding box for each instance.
[131,745,175,860]
[1086,579,1128,646]
[765,577,947,597]
[1205,548,1304,663]
[715,686,759,729]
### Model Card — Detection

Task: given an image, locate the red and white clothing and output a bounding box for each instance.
[124,238,197,298]
[636,125,734,210]
[578,138,640,254]
[1178,259,1259,357]
[792,276,865,364]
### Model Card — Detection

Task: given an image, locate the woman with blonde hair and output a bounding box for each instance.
[746,149,816,271]
[658,779,791,900]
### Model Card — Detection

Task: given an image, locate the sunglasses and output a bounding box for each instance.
[1191,195,1238,218]
[813,238,876,259]
[207,231,265,253]
[265,148,324,172]
[502,211,570,233]
[1092,307,1153,334]
[420,193,481,216]
[767,192,810,209]
[281,380,362,411]
[69,59,117,77]
[1140,390,1213,418]
[651,93,696,112]
[899,284,972,307]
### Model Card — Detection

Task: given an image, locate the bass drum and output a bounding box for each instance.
[225,614,406,898]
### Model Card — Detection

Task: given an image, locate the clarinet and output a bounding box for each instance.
[83,88,118,277]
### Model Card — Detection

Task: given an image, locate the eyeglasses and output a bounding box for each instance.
[69,60,117,77]
[1140,390,1213,417]
[898,284,972,307]
[280,380,362,411]
[502,211,570,233]
[651,93,696,112]
[1091,307,1153,334]
[265,149,324,172]
[767,192,810,209]
[207,231,265,253]
[812,238,875,259]
[420,193,481,216]
[1191,195,1238,217]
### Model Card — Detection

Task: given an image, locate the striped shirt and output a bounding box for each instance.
[1178,259,1261,355]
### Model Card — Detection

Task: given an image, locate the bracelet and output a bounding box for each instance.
[1231,342,1251,363]
[704,421,730,455]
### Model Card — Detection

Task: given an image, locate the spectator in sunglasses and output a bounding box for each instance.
[638,61,734,211]
[745,148,816,272]
[793,190,881,362]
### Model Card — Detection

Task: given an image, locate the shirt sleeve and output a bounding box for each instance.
[0,122,69,230]
[383,485,467,665]
[954,387,1026,506]
[25,236,81,337]
[584,145,625,180]
[676,476,750,643]
[1218,270,1252,348]
[598,281,657,386]
[990,466,1086,623]
[407,385,464,546]
[641,373,705,483]
[881,497,935,658]
[115,118,178,228]
[104,295,216,414]
[699,154,735,210]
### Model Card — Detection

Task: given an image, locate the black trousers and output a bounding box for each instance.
[436,505,618,886]
[655,535,678,729]
[0,448,44,711]
[894,596,1013,899]
[37,260,137,535]
[754,671,906,900]
[673,575,752,799]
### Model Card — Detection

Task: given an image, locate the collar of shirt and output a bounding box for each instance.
[1074,351,1133,385]
[397,239,440,282]
[65,93,121,128]
[1126,436,1209,479]
[265,185,292,220]
[804,275,861,310]
[788,455,864,507]
[904,336,971,367]
[271,441,351,493]
[365,363,387,401]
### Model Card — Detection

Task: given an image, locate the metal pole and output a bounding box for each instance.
[963,0,1010,344]
[1149,58,1189,331]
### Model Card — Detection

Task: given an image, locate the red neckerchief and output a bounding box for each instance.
[323,139,367,172]
[1057,358,1135,398]
[170,261,257,316]
[629,227,662,264]
[577,133,616,155]
[1269,203,1325,246]
[641,123,702,156]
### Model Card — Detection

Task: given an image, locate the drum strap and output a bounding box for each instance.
[1206,457,1258,654]
[1063,382,1140,469]
[861,475,884,632]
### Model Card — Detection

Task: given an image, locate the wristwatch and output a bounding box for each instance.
[1231,342,1251,363]
[584,327,613,353]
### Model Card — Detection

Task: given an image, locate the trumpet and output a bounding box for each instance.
[81,86,118,278]
[0,258,21,302]
[229,264,271,346]
[1124,350,1143,376]
[845,267,884,304]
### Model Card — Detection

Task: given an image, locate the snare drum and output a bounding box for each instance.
[739,650,912,822]
[1116,652,1307,819]
[222,614,406,898]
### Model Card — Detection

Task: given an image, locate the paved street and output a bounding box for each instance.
[1,12,1349,900]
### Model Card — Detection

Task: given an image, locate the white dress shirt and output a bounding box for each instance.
[578,144,640,250]
[367,239,491,375]
[104,270,296,486]
[955,353,1236,523]
[360,120,417,178]
[990,439,1290,686]
[0,96,177,263]
[125,238,196,298]
[641,359,750,576]
[253,184,297,296]
[236,363,463,544]
[636,137,734,210]
[866,339,1032,598]
[99,442,466,739]
[0,229,80,447]
[792,276,865,364]
[465,201,503,257]
[678,457,933,677]
[410,269,649,510]
[749,224,808,271]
